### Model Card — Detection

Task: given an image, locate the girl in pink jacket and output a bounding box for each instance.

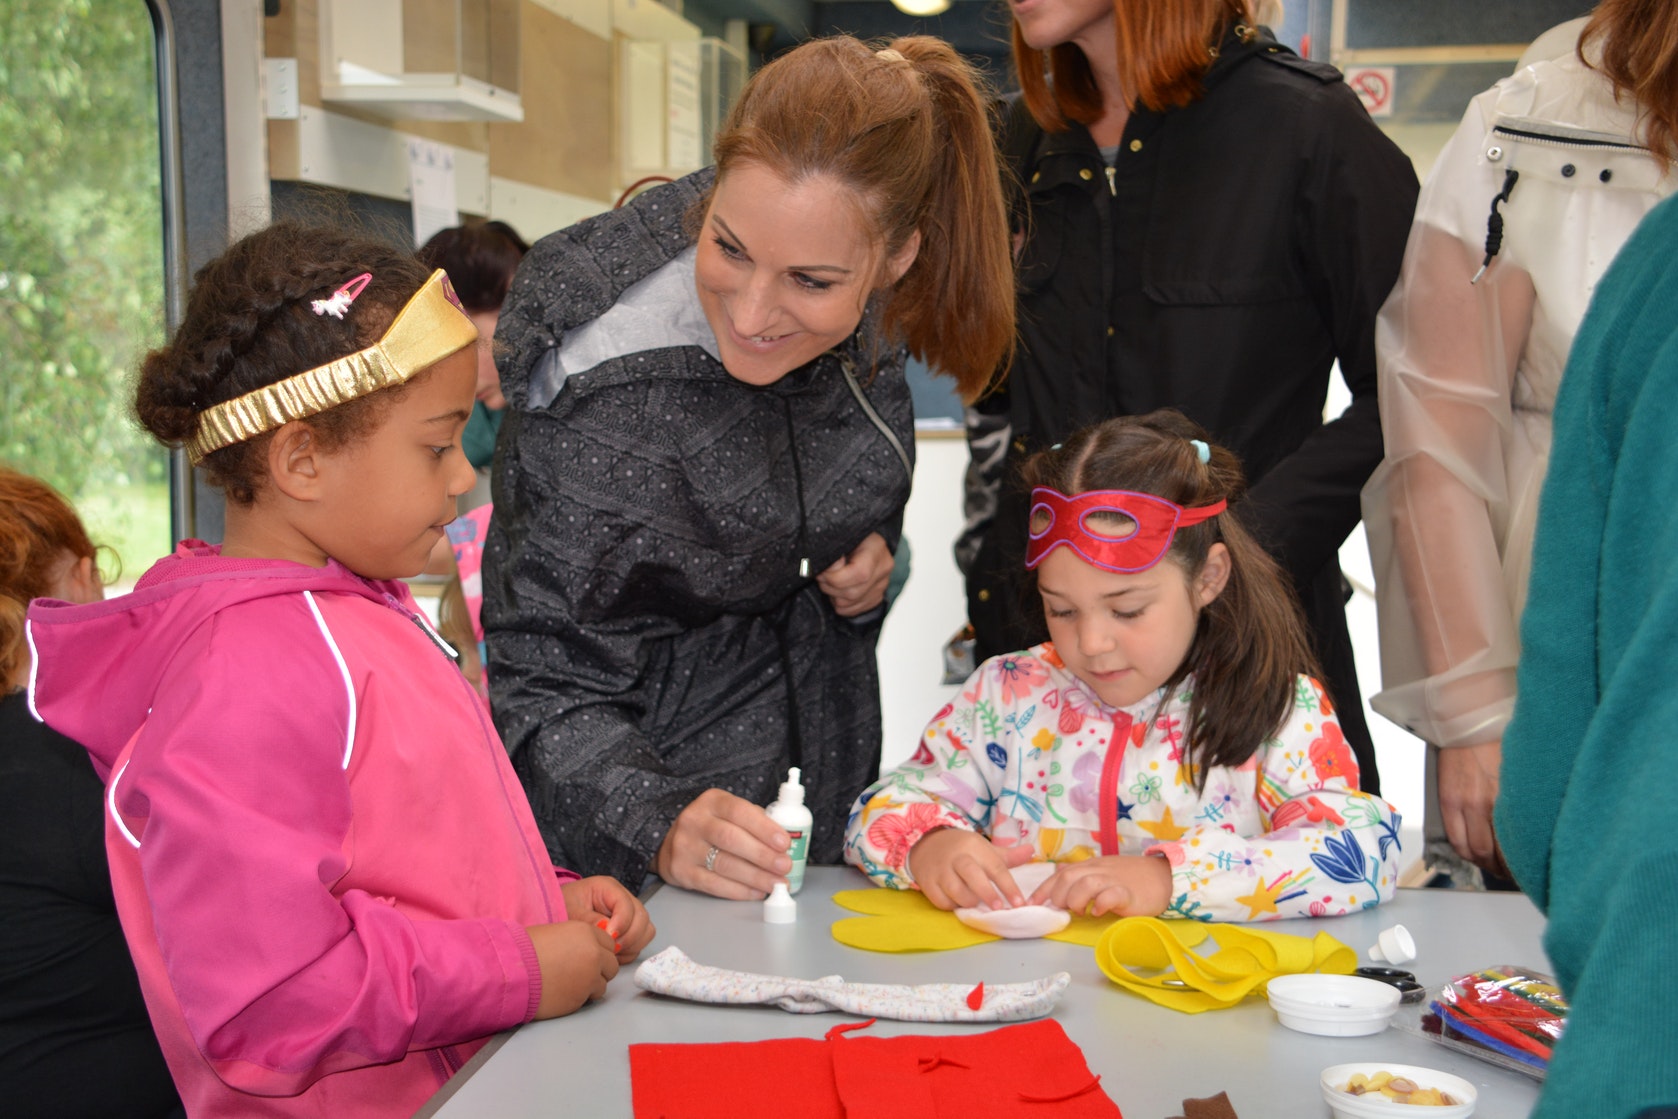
[25,222,653,1118]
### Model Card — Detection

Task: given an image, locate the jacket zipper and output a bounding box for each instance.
[1095,710,1133,856]
[1490,123,1645,153]
[1105,164,1116,196]
[389,586,565,924]
[382,591,460,666]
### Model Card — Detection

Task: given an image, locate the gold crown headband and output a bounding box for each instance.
[185,269,479,464]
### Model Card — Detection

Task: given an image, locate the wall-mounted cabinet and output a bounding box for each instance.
[618,36,744,181]
[318,0,524,122]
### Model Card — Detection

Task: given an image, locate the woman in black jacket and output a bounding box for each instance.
[963,0,1419,793]
[486,36,1014,898]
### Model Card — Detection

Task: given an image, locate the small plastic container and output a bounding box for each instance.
[1266,974,1401,1037]
[1320,1062,1477,1117]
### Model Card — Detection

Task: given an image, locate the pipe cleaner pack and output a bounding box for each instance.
[1404,964,1567,1079]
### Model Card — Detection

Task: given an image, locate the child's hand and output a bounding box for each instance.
[908,827,1034,910]
[526,921,619,1019]
[560,875,656,962]
[1028,854,1173,918]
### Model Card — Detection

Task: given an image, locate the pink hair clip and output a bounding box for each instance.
[311,272,373,319]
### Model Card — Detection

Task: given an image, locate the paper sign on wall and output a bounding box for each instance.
[666,41,702,172]
[408,138,459,248]
[1347,66,1396,118]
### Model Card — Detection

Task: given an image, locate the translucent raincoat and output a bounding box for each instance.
[1362,44,1673,753]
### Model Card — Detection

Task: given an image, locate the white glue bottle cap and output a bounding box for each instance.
[764,882,797,924]
[778,768,806,805]
[1368,924,1417,964]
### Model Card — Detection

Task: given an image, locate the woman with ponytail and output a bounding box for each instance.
[487,36,1014,899]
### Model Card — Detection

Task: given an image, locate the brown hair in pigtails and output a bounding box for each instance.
[704,35,1014,400]
[1020,409,1321,788]
[134,221,432,505]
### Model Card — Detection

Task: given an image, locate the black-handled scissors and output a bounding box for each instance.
[1356,966,1427,1003]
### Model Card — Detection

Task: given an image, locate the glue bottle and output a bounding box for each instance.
[766,767,812,894]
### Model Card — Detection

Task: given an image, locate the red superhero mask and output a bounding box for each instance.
[1024,487,1227,574]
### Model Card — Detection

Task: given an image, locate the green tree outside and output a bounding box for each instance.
[0,0,170,576]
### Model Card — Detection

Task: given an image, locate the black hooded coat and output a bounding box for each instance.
[484,171,915,885]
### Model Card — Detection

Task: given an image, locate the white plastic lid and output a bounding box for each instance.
[778,767,805,806]
[764,882,797,923]
[1368,924,1417,965]
[1267,975,1401,1037]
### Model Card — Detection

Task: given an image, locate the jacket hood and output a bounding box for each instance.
[26,542,398,776]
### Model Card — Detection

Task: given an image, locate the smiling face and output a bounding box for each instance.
[1009,0,1117,54]
[694,162,918,387]
[1037,541,1229,709]
[308,347,479,579]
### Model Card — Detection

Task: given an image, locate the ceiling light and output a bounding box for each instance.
[890,0,951,16]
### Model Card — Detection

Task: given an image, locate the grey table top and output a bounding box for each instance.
[421,867,1549,1118]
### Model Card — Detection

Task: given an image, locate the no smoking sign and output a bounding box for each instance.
[1347,66,1396,117]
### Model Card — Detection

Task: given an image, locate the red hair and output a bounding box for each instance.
[0,466,100,684]
[1580,0,1678,165]
[1014,0,1253,131]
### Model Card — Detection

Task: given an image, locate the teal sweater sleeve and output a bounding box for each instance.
[463,401,503,470]
[1497,192,1678,1119]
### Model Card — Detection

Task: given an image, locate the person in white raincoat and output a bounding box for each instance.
[1362,0,1678,883]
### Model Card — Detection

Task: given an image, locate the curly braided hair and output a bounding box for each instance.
[135,222,431,504]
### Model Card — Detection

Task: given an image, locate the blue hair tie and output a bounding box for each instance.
[1190,439,1210,464]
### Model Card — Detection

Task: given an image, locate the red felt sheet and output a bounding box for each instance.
[630,1018,1122,1118]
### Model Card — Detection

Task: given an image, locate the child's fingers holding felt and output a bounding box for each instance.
[583,879,656,961]
[909,828,1026,910]
[1032,855,1172,917]
[527,920,621,1020]
[560,875,654,957]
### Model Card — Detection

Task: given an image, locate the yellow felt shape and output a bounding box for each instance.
[1095,917,1356,1013]
[830,888,1118,953]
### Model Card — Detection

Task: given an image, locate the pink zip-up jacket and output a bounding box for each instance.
[26,544,570,1118]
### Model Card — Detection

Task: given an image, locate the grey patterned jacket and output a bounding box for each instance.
[484,170,915,885]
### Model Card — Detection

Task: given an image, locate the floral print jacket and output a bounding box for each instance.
[843,645,1400,922]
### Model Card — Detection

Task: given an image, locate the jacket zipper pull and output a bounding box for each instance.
[799,557,811,578]
[383,591,461,665]
[1106,165,1117,196]
[410,612,461,665]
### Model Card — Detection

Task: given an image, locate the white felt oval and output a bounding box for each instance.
[953,862,1071,939]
